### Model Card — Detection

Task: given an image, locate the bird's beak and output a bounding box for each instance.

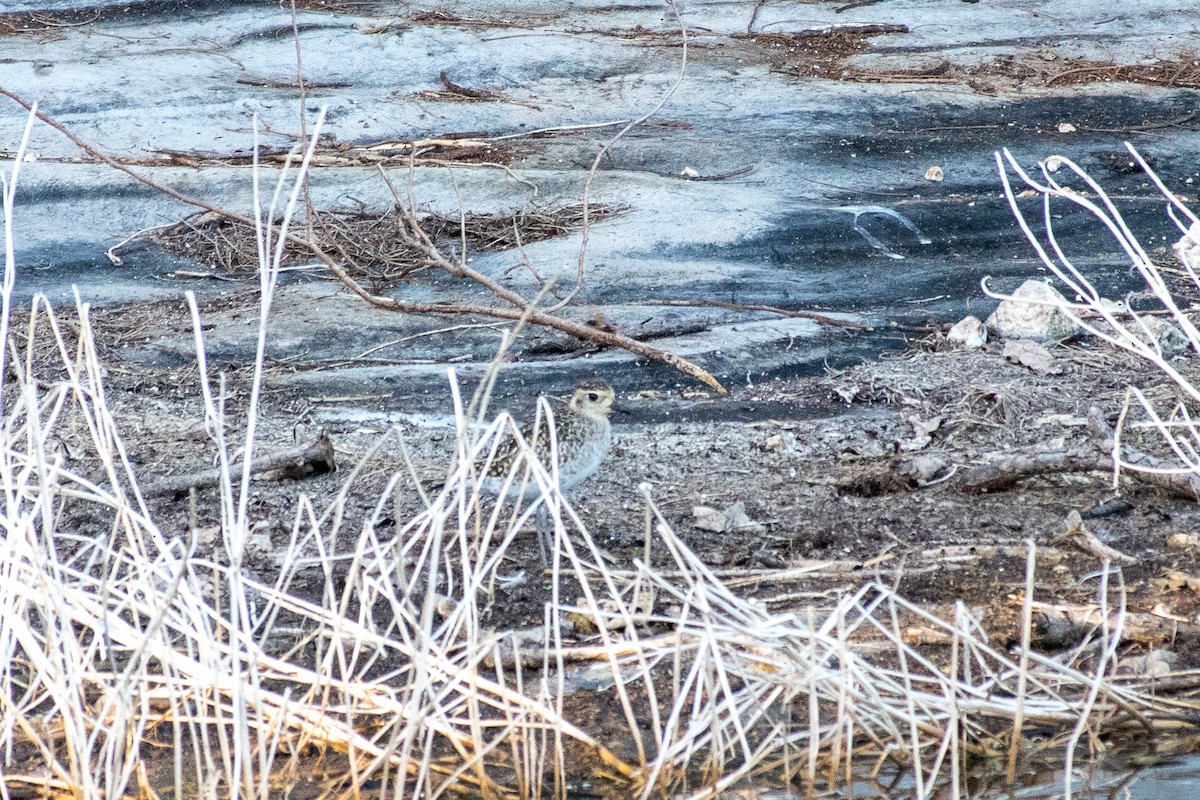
[611,401,631,416]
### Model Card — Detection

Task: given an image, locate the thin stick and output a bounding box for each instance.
[551,0,689,311]
[630,298,873,330]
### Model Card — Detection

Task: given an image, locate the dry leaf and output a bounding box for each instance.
[1002,338,1062,375]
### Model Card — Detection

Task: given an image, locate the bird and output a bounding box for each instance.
[476,379,617,560]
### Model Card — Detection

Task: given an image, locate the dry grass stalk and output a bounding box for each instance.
[0,287,1191,798]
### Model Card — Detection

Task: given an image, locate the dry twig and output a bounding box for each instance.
[630,298,872,330]
[1056,510,1137,564]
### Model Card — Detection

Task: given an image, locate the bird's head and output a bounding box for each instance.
[569,379,617,417]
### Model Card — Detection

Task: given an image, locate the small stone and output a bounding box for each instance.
[762,433,787,452]
[832,384,859,404]
[1175,222,1200,273]
[924,165,944,182]
[946,315,987,348]
[693,505,726,532]
[900,454,950,485]
[1118,649,1178,677]
[1057,122,1077,133]
[986,279,1080,342]
[1135,315,1191,356]
[692,502,765,534]
[1167,532,1200,549]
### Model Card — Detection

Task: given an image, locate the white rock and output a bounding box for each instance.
[986,279,1080,342]
[692,502,765,534]
[946,315,987,348]
[1118,649,1178,677]
[1174,222,1200,273]
[900,454,951,485]
[692,505,726,532]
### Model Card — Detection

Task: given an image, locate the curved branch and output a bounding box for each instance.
[318,255,727,392]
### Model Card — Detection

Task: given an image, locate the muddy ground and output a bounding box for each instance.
[40,287,1200,673]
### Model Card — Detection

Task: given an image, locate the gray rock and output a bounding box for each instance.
[987,280,1080,342]
[946,315,987,348]
[900,455,951,486]
[1134,315,1191,356]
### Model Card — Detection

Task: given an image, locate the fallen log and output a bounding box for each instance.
[141,434,336,497]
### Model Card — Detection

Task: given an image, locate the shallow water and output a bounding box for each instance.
[735,752,1200,799]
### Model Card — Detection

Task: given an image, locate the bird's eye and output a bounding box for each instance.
[588,393,599,401]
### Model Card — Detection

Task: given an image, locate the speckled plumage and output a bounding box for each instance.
[479,379,615,501]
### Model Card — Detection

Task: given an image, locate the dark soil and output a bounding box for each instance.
[33,288,1200,664]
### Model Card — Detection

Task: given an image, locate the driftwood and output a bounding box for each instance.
[141,434,336,498]
[954,406,1200,499]
[1056,510,1137,564]
[958,449,1112,493]
[0,90,728,394]
[1030,600,1199,649]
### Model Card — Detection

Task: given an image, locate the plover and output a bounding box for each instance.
[478,379,617,559]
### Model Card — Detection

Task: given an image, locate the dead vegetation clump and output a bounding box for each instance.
[150,135,514,169]
[408,8,564,29]
[147,202,626,282]
[0,7,103,36]
[825,347,1066,428]
[857,52,1200,96]
[1040,53,1200,90]
[753,29,887,79]
[749,20,1200,100]
[289,0,390,11]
